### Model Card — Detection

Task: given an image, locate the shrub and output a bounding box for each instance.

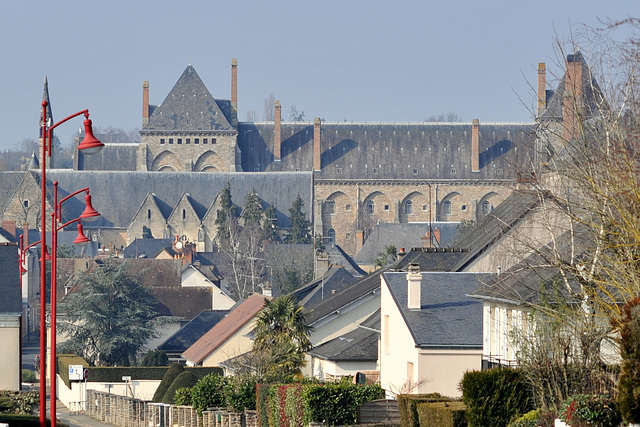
[398,393,448,427]
[174,387,192,406]
[461,368,534,427]
[22,369,37,383]
[191,373,229,415]
[152,363,184,402]
[560,394,621,427]
[302,382,384,426]
[224,375,257,411]
[162,371,199,404]
[417,401,467,427]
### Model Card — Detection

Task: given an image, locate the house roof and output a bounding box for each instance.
[0,243,21,313]
[324,244,366,277]
[355,222,461,265]
[158,310,230,353]
[142,65,235,133]
[392,247,470,272]
[182,293,267,365]
[383,271,491,349]
[123,238,173,259]
[291,266,360,307]
[307,325,378,362]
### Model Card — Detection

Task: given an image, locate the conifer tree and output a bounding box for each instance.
[287,194,311,244]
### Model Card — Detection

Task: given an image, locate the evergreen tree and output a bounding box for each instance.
[287,194,311,244]
[243,190,264,227]
[215,181,238,241]
[58,259,176,366]
[261,204,280,243]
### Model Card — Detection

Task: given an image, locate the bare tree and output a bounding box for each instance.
[263,93,276,121]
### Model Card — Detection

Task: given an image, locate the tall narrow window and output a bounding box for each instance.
[367,200,374,214]
[328,229,335,243]
[444,200,452,215]
[182,209,186,220]
[147,209,151,219]
[404,200,413,215]
[482,200,492,214]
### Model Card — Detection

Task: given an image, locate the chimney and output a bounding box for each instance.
[1,221,17,238]
[231,58,238,107]
[355,230,365,254]
[432,226,441,246]
[142,81,150,127]
[406,263,422,310]
[23,222,29,247]
[563,54,583,142]
[313,117,322,171]
[274,100,282,161]
[398,248,406,259]
[471,119,480,172]
[537,63,547,116]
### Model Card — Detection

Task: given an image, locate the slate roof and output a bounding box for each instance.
[354,222,461,265]
[324,244,366,277]
[182,293,267,365]
[142,65,235,133]
[392,247,470,272]
[446,191,542,271]
[307,325,378,361]
[305,268,382,325]
[77,143,138,171]
[238,121,536,180]
[158,309,230,354]
[123,238,173,259]
[0,243,21,313]
[383,271,491,348]
[0,172,26,217]
[291,266,360,307]
[40,170,312,229]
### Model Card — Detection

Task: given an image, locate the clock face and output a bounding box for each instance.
[176,242,183,249]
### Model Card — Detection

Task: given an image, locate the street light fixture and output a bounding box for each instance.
[39,100,103,427]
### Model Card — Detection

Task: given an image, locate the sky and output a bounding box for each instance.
[0,1,636,151]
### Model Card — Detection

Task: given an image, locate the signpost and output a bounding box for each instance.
[69,365,83,381]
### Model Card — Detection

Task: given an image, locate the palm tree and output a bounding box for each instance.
[252,295,311,381]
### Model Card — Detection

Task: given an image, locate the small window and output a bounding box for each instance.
[147,209,151,219]
[451,168,456,174]
[345,204,351,211]
[461,205,467,211]
[211,138,216,144]
[168,138,174,144]
[186,138,191,144]
[254,168,260,172]
[182,209,186,219]
[23,200,29,208]
[412,168,418,174]
[326,200,336,214]
[405,200,413,215]
[384,204,389,211]
[203,138,208,144]
[345,233,351,240]
[177,138,182,144]
[160,138,165,144]
[444,200,452,215]
[423,205,428,211]
[482,200,493,214]
[194,138,200,144]
[367,200,374,214]
[373,168,379,174]
[336,167,343,174]
[327,229,335,243]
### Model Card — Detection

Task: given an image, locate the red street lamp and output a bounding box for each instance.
[39,100,103,427]
[49,181,99,427]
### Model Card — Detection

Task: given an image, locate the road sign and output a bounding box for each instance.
[69,365,83,381]
[83,369,89,381]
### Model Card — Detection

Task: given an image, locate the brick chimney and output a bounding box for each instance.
[563,54,583,142]
[1,221,16,238]
[231,58,238,107]
[537,63,546,116]
[406,263,422,310]
[313,117,322,171]
[23,222,29,247]
[471,119,480,172]
[274,100,282,161]
[142,81,149,128]
[355,230,365,254]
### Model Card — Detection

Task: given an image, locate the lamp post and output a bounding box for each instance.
[50,181,98,427]
[39,100,103,427]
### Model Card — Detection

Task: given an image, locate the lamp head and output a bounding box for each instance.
[19,263,27,275]
[40,246,51,262]
[77,118,104,155]
[73,223,90,246]
[80,193,100,222]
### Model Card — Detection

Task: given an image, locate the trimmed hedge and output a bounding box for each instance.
[153,364,184,402]
[461,368,534,427]
[397,393,450,427]
[417,401,467,427]
[162,371,199,404]
[191,373,228,415]
[302,382,385,426]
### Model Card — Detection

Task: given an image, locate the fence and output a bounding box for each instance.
[85,390,258,427]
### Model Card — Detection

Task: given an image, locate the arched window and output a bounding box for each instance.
[367,200,375,214]
[405,200,413,215]
[482,200,492,214]
[327,229,335,243]
[444,200,452,215]
[326,200,336,215]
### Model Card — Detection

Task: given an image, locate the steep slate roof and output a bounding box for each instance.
[123,238,173,259]
[354,222,461,265]
[158,309,230,354]
[392,247,471,272]
[182,293,267,365]
[0,243,21,313]
[0,172,27,217]
[142,65,234,132]
[383,271,491,348]
[447,191,542,271]
[324,244,366,277]
[77,143,138,171]
[291,266,360,307]
[238,122,536,180]
[42,170,312,229]
[307,325,378,361]
[305,268,382,325]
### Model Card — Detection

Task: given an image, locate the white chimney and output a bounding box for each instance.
[406,263,422,310]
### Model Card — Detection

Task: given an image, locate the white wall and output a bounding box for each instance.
[57,375,161,408]
[0,317,21,391]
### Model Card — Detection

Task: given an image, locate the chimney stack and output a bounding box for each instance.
[313,117,322,171]
[142,81,150,128]
[537,63,547,116]
[23,222,29,247]
[406,263,422,310]
[563,54,583,142]
[231,58,238,107]
[274,100,282,161]
[471,119,480,172]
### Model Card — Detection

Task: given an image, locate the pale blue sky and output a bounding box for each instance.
[0,1,635,151]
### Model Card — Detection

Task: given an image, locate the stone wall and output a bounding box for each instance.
[85,390,258,427]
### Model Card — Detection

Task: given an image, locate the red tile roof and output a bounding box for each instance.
[182,293,267,365]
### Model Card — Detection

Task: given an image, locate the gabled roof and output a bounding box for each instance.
[168,193,207,222]
[447,191,542,271]
[182,293,267,365]
[307,325,378,362]
[123,238,173,259]
[143,65,234,132]
[291,266,360,307]
[383,271,491,348]
[392,247,470,272]
[158,310,230,354]
[324,244,366,277]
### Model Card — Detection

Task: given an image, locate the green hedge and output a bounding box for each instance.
[0,391,40,415]
[560,394,621,427]
[302,382,385,426]
[417,401,467,427]
[153,364,184,402]
[461,368,534,427]
[0,414,68,427]
[162,371,199,404]
[397,393,450,427]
